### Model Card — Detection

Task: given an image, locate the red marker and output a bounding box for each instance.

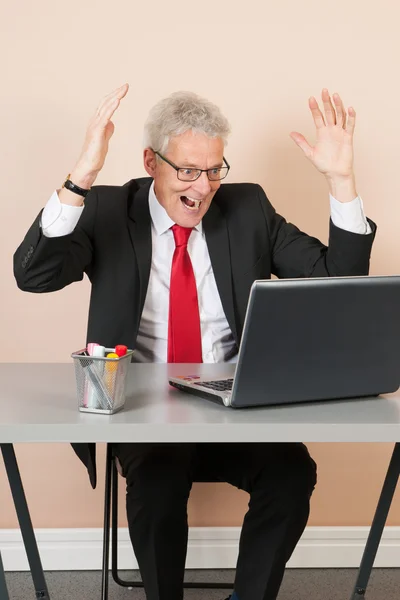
[115,345,128,357]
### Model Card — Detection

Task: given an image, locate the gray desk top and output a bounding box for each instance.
[0,363,400,443]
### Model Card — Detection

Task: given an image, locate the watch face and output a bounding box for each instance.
[62,174,71,188]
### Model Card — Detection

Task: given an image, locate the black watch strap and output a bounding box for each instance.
[62,175,91,198]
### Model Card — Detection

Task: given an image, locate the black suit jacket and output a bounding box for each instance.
[14,177,376,487]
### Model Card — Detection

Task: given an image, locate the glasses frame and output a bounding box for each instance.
[154,151,230,182]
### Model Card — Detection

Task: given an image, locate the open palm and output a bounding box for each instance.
[290,89,355,179]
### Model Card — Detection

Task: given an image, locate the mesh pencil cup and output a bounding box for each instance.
[71,348,134,414]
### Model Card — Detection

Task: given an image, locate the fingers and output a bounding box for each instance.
[312,89,355,135]
[309,96,326,129]
[96,96,121,126]
[289,132,313,159]
[333,92,346,128]
[331,91,356,135]
[97,83,129,121]
[346,106,356,136]
[92,84,129,127]
[96,83,129,113]
[321,88,336,126]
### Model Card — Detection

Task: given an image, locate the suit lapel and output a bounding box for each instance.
[127,180,153,318]
[203,201,238,342]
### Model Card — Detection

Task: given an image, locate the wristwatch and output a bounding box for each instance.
[62,174,91,198]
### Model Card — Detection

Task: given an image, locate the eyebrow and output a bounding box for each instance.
[180,161,224,169]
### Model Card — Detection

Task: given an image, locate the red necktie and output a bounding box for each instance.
[168,225,202,363]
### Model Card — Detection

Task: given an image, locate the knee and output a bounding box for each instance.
[257,449,317,512]
[282,451,317,504]
[292,450,317,499]
[122,447,193,512]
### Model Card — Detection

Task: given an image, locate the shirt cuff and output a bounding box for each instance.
[41,190,84,238]
[329,194,372,235]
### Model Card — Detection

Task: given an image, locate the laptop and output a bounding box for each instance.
[169,275,400,408]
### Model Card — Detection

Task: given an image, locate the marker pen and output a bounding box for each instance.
[86,345,106,409]
[115,345,128,357]
[87,342,99,355]
[83,343,99,407]
[105,352,119,397]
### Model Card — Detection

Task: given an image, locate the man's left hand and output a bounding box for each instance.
[290,89,357,203]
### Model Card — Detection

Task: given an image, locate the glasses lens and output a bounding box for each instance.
[177,168,201,181]
[208,167,229,181]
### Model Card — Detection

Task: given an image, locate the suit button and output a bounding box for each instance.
[21,260,26,268]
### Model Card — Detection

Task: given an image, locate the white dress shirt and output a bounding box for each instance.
[41,184,372,363]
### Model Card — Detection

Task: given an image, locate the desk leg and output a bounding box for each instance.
[0,552,10,600]
[101,444,112,600]
[1,444,50,599]
[350,442,400,600]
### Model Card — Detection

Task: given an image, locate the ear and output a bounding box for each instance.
[143,148,157,177]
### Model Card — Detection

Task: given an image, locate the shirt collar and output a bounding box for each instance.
[148,181,203,236]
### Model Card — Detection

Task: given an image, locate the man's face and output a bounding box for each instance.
[143,130,225,227]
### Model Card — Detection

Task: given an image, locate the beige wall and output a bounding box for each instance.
[1,0,400,529]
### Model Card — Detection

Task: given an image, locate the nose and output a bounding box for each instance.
[192,171,212,195]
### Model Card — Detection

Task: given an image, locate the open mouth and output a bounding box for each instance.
[180,195,202,211]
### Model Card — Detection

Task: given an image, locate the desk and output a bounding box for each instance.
[1,363,399,599]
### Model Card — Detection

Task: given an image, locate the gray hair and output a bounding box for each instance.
[143,91,231,154]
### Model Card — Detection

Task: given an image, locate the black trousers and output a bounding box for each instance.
[114,442,317,600]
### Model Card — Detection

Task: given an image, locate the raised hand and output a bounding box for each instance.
[290,89,357,202]
[70,83,129,189]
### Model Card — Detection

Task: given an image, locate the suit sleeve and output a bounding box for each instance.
[14,189,98,293]
[257,185,377,279]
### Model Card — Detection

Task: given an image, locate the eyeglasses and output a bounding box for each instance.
[154,151,230,182]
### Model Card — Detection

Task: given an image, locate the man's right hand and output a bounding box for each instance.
[60,83,129,205]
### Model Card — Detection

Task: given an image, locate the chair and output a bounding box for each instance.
[101,443,233,600]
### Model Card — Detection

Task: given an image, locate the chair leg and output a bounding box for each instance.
[109,449,232,590]
[111,457,143,588]
[101,444,113,600]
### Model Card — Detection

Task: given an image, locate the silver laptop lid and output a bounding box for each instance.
[230,276,400,407]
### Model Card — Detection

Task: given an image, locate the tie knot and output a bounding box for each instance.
[171,224,193,248]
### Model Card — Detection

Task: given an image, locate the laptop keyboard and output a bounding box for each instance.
[194,379,234,392]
